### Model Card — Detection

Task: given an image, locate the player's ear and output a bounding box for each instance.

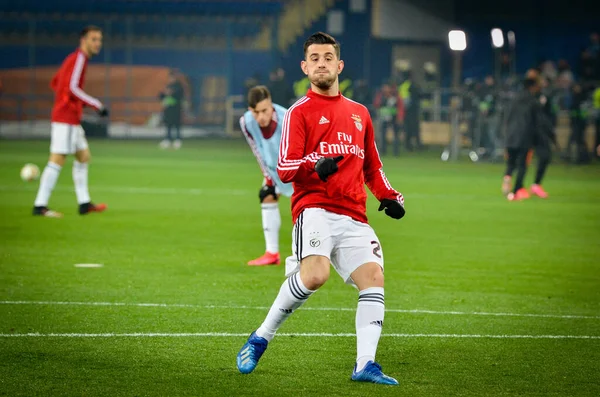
[338,60,344,74]
[301,60,308,76]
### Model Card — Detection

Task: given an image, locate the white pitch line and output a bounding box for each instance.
[1,332,599,339]
[74,263,104,268]
[0,184,481,200]
[1,300,599,320]
[0,185,250,196]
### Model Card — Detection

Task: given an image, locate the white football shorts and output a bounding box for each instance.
[285,207,384,287]
[50,122,88,155]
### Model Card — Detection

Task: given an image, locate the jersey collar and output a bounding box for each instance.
[307,89,342,101]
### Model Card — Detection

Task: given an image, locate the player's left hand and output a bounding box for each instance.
[378,198,405,220]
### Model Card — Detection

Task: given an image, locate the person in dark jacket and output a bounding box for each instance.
[373,84,404,156]
[462,78,479,148]
[478,76,499,159]
[159,70,185,149]
[594,85,600,159]
[398,70,421,151]
[268,68,294,107]
[567,83,590,164]
[529,70,557,198]
[501,73,551,201]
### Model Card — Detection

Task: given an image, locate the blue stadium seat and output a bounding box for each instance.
[108,20,128,37]
[0,17,30,34]
[0,4,270,48]
[2,0,284,16]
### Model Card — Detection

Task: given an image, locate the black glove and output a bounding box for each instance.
[378,198,405,220]
[97,107,109,117]
[259,185,277,202]
[314,155,343,182]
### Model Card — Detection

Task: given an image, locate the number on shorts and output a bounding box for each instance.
[371,241,382,259]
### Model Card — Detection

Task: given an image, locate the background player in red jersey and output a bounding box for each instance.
[32,25,109,218]
[237,32,405,385]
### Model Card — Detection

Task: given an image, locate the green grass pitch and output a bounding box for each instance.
[0,139,599,396]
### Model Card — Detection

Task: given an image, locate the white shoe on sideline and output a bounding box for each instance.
[159,139,171,149]
[173,139,182,150]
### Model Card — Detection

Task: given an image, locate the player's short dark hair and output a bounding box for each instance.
[247,85,271,109]
[303,32,340,60]
[80,25,102,38]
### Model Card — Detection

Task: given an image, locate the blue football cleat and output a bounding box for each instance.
[351,361,399,385]
[236,331,268,374]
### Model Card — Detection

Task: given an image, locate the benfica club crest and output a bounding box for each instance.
[351,114,363,131]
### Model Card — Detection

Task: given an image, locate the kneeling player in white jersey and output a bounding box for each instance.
[240,86,293,266]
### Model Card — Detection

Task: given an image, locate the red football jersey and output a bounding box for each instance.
[278,89,403,224]
[50,49,102,125]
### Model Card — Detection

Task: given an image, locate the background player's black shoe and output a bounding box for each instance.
[32,206,63,218]
[79,202,107,215]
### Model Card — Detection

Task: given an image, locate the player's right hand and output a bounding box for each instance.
[314,156,343,182]
[98,107,109,117]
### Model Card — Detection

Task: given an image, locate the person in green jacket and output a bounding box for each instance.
[293,76,311,99]
[593,85,600,158]
[398,71,421,151]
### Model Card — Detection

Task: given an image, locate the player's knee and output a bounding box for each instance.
[76,151,91,163]
[49,153,66,167]
[300,256,330,289]
[353,262,384,289]
[303,270,330,290]
[365,265,384,287]
[370,268,385,287]
[261,194,278,204]
[541,150,551,164]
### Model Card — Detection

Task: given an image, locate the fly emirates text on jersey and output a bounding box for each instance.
[319,132,365,159]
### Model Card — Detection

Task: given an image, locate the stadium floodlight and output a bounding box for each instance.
[507,31,516,48]
[446,30,466,162]
[448,30,467,51]
[507,30,517,76]
[491,28,504,48]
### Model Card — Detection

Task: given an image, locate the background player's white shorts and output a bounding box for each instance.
[285,207,384,287]
[50,122,88,154]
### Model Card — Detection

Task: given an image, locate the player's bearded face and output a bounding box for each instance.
[302,44,343,91]
[84,31,103,56]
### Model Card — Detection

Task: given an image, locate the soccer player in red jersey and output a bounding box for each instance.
[32,25,109,217]
[237,32,405,385]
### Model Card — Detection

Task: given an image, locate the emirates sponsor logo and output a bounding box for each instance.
[319,132,365,159]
